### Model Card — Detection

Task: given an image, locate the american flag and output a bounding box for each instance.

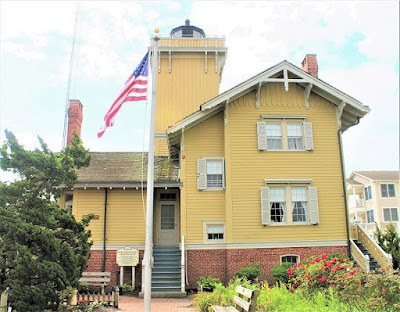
[98,52,149,138]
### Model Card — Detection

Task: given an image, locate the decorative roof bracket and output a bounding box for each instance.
[255,82,262,109]
[305,83,313,110]
[336,101,347,128]
[168,51,172,73]
[224,99,229,126]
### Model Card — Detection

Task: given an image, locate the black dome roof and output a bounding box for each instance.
[170,19,205,37]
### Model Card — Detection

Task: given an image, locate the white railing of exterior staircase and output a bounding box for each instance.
[356,224,393,270]
[350,239,370,272]
[181,235,185,292]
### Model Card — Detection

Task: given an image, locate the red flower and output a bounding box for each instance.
[289,274,293,279]
[321,253,328,260]
[318,276,327,282]
[310,261,315,264]
[324,261,333,267]
[287,268,293,274]
[331,268,336,273]
[306,275,312,280]
[289,288,294,293]
[293,263,297,269]
[340,258,344,263]
[349,270,356,276]
[332,257,338,263]
[315,257,321,262]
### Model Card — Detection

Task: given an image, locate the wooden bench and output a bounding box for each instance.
[212,286,259,312]
[79,272,111,294]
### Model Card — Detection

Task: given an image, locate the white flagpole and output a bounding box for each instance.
[144,31,159,312]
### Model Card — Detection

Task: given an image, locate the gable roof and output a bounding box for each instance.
[167,60,370,157]
[350,171,400,182]
[72,152,181,188]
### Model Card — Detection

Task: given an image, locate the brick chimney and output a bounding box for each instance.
[67,99,83,147]
[301,54,318,78]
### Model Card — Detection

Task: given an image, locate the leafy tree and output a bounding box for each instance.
[0,130,92,311]
[374,223,400,269]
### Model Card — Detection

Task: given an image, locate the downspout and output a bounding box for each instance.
[102,188,108,272]
[338,117,361,257]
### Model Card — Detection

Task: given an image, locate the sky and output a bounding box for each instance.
[0,0,399,181]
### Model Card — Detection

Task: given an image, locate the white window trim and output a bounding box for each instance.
[64,191,73,210]
[280,254,300,265]
[382,207,399,222]
[202,156,225,191]
[259,117,312,152]
[263,181,317,226]
[379,183,397,199]
[364,185,373,202]
[203,220,226,243]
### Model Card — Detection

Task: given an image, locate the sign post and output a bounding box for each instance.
[117,247,139,289]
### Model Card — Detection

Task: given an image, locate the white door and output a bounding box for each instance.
[157,201,179,246]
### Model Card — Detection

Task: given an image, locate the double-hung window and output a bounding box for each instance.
[266,123,282,150]
[367,210,375,223]
[257,116,313,151]
[364,185,372,201]
[291,187,307,222]
[270,187,286,223]
[381,184,396,198]
[383,208,399,222]
[197,158,225,190]
[261,180,319,226]
[287,123,303,150]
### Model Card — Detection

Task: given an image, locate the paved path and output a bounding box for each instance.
[117,296,196,312]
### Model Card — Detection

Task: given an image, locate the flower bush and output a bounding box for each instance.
[288,253,361,296]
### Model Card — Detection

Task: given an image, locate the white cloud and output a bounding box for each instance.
[2,42,45,61]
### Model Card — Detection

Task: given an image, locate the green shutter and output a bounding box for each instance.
[261,186,271,225]
[197,159,207,190]
[309,187,319,224]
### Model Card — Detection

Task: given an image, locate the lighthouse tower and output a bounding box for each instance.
[154,20,227,155]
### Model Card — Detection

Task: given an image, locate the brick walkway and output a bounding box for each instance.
[117,296,196,312]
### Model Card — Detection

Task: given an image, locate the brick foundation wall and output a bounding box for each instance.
[86,246,348,291]
[86,250,144,289]
[186,245,348,289]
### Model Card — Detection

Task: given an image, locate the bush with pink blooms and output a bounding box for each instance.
[287,253,400,311]
[288,253,360,296]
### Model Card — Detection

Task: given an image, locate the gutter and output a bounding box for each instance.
[102,188,108,272]
[338,124,358,257]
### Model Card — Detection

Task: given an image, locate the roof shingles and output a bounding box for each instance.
[76,152,179,184]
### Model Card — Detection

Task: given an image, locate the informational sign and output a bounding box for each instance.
[116,247,139,267]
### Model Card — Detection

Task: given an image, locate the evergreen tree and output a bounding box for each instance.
[374,223,400,269]
[0,130,92,311]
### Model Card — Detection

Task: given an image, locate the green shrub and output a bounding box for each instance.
[235,263,260,283]
[326,253,350,262]
[194,278,255,311]
[121,283,134,293]
[375,223,400,269]
[197,276,221,292]
[257,284,349,312]
[78,282,90,293]
[272,262,292,284]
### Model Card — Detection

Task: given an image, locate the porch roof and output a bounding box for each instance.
[73,152,180,188]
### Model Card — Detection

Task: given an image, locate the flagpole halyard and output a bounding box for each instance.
[143,31,159,312]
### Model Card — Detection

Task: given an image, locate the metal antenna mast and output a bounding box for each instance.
[62,1,80,149]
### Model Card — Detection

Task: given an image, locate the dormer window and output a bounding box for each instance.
[182,28,193,37]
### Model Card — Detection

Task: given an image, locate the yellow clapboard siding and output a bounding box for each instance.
[72,189,146,245]
[75,189,105,245]
[183,82,347,244]
[182,112,225,243]
[155,53,220,134]
[106,190,146,244]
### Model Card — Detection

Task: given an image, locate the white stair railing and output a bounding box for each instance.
[181,235,185,293]
[350,239,370,272]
